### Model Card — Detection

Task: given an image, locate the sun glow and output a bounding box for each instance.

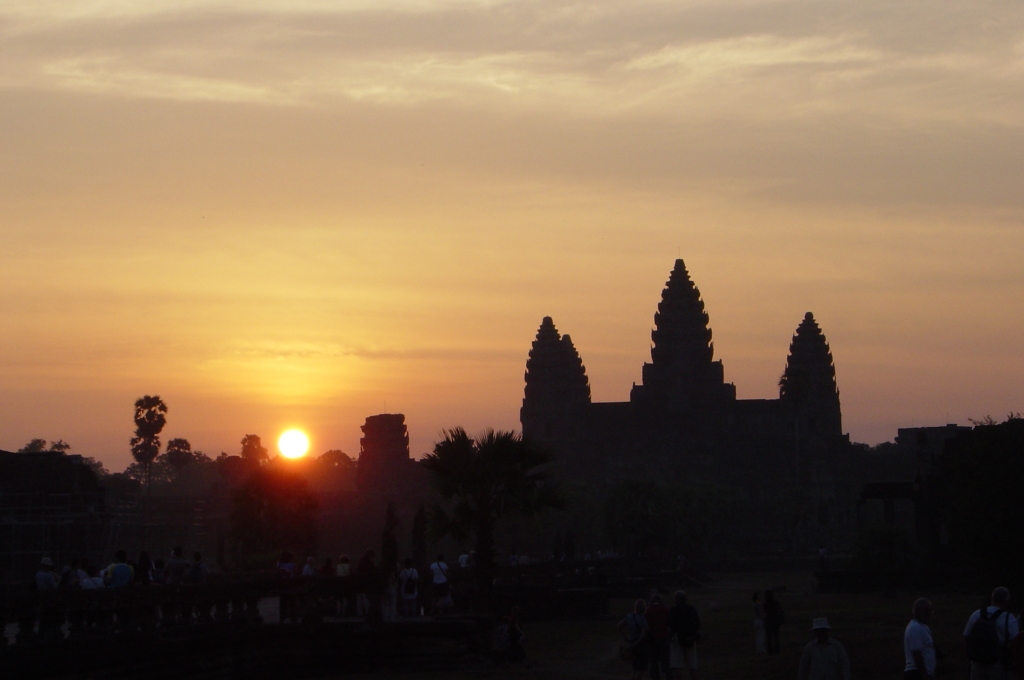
[278,429,310,459]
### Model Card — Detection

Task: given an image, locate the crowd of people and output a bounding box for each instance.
[34,547,209,591]
[619,585,1024,680]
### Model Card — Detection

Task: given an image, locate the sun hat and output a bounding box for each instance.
[812,617,830,630]
[40,557,54,567]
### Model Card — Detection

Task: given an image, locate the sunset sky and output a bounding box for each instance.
[2,0,1022,470]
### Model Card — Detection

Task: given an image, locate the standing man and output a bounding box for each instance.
[165,546,189,585]
[36,557,57,590]
[668,590,701,680]
[104,550,134,588]
[646,592,672,680]
[905,598,936,680]
[798,618,850,680]
[429,553,450,615]
[398,558,419,617]
[965,587,1018,680]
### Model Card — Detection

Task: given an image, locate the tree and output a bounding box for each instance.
[48,440,71,454]
[130,395,168,491]
[164,438,194,474]
[240,434,269,466]
[318,449,356,473]
[421,428,564,609]
[18,439,49,453]
[230,467,318,568]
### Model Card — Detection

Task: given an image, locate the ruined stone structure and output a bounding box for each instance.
[357,414,412,487]
[521,259,855,551]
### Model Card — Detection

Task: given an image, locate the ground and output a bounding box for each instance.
[363,571,984,680]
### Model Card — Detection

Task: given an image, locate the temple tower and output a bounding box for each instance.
[520,317,591,451]
[779,312,842,436]
[357,413,410,486]
[631,259,736,408]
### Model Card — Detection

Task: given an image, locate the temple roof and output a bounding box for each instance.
[780,312,839,405]
[650,259,714,370]
[524,317,591,405]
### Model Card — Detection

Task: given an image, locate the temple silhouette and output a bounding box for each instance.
[521,259,855,549]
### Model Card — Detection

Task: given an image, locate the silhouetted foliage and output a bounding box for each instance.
[318,449,356,473]
[933,415,1024,582]
[240,434,269,466]
[412,504,428,571]
[130,395,168,491]
[230,467,318,568]
[422,428,563,609]
[164,438,194,474]
[18,439,49,453]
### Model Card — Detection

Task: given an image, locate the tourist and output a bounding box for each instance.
[753,592,766,654]
[76,558,90,585]
[764,590,784,655]
[905,598,936,680]
[36,557,58,590]
[302,556,316,577]
[151,559,166,585]
[105,550,134,588]
[336,555,352,617]
[399,558,419,617]
[80,565,105,589]
[646,592,672,680]
[277,551,297,578]
[166,546,190,585]
[430,553,450,616]
[798,618,850,680]
[668,590,700,680]
[508,605,526,664]
[356,550,376,617]
[59,558,80,588]
[136,551,154,584]
[188,552,209,584]
[459,553,470,569]
[336,555,351,577]
[965,587,1018,679]
[619,599,650,680]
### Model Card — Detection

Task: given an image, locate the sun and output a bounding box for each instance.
[278,429,310,459]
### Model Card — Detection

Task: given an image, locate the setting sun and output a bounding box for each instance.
[278,429,310,459]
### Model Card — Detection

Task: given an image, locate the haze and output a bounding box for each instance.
[2,0,1022,470]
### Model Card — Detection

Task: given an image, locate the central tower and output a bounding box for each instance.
[630,259,736,408]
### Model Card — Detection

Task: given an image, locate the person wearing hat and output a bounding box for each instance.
[36,557,58,590]
[798,618,850,680]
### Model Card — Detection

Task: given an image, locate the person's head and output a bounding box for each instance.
[194,552,202,562]
[280,551,293,564]
[340,555,349,564]
[753,591,761,603]
[634,599,647,614]
[306,556,315,566]
[812,618,830,643]
[173,546,183,557]
[404,558,413,568]
[650,593,663,605]
[436,553,445,563]
[40,557,54,571]
[115,550,127,563]
[992,587,1011,608]
[674,590,687,606]
[913,598,934,623]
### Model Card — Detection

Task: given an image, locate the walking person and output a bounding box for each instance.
[798,618,850,680]
[668,590,700,680]
[965,587,1018,680]
[905,598,936,680]
[754,592,767,654]
[166,546,190,585]
[429,553,450,616]
[398,559,419,617]
[764,590,784,655]
[646,592,672,680]
[618,599,650,680]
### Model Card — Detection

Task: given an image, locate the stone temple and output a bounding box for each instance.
[521,259,855,550]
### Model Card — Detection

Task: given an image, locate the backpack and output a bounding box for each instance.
[402,570,417,596]
[967,608,1007,664]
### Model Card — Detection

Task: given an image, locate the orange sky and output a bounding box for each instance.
[1,1,1022,470]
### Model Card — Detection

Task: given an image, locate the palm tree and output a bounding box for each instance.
[421,428,564,610]
[130,395,167,491]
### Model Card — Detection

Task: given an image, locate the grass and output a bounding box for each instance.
[348,571,986,679]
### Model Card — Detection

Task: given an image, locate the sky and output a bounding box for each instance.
[1,0,1023,470]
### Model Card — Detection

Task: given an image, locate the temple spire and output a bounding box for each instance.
[521,317,591,445]
[780,312,842,435]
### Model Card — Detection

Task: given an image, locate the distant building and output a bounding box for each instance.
[357,414,412,487]
[0,450,106,581]
[520,259,853,553]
